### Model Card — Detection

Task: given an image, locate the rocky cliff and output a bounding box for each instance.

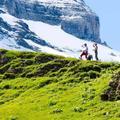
[0,0,101,43]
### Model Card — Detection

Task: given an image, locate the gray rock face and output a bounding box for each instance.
[1,0,101,43]
[0,13,52,50]
[0,0,5,6]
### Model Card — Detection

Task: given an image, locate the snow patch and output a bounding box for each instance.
[23,19,120,62]
[0,12,120,62]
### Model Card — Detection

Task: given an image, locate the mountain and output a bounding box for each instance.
[5,0,101,42]
[0,49,120,119]
[0,0,120,62]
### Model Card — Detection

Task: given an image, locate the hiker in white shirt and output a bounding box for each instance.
[80,43,88,59]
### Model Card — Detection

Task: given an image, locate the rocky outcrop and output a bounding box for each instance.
[0,0,5,6]
[1,0,101,43]
[0,15,51,51]
[101,71,120,101]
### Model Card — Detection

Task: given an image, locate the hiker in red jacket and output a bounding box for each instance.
[79,43,88,60]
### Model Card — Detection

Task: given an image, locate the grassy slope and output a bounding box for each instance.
[0,49,120,120]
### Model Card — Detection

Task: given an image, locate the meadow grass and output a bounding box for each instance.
[0,49,120,120]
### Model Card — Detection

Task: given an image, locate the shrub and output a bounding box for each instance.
[0,101,4,105]
[99,63,112,69]
[3,73,15,79]
[88,71,100,79]
[26,72,35,78]
[3,84,11,89]
[61,78,81,84]
[0,56,11,65]
[48,101,57,106]
[9,115,18,120]
[8,67,23,74]
[73,107,86,112]
[80,72,89,78]
[52,109,63,114]
[35,62,63,76]
[17,52,35,59]
[93,65,101,72]
[21,59,34,66]
[35,54,56,64]
[0,49,7,55]
[36,78,58,88]
[0,64,10,74]
[80,65,94,72]
[101,70,120,101]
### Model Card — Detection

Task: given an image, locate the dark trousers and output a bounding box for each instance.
[95,51,98,61]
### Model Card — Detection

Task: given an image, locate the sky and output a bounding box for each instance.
[84,0,120,51]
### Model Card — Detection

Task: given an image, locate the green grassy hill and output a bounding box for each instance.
[0,49,120,120]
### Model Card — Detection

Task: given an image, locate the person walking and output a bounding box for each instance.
[79,43,88,60]
[93,43,99,61]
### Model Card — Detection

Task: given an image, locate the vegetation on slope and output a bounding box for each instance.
[0,49,120,120]
[101,70,120,101]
